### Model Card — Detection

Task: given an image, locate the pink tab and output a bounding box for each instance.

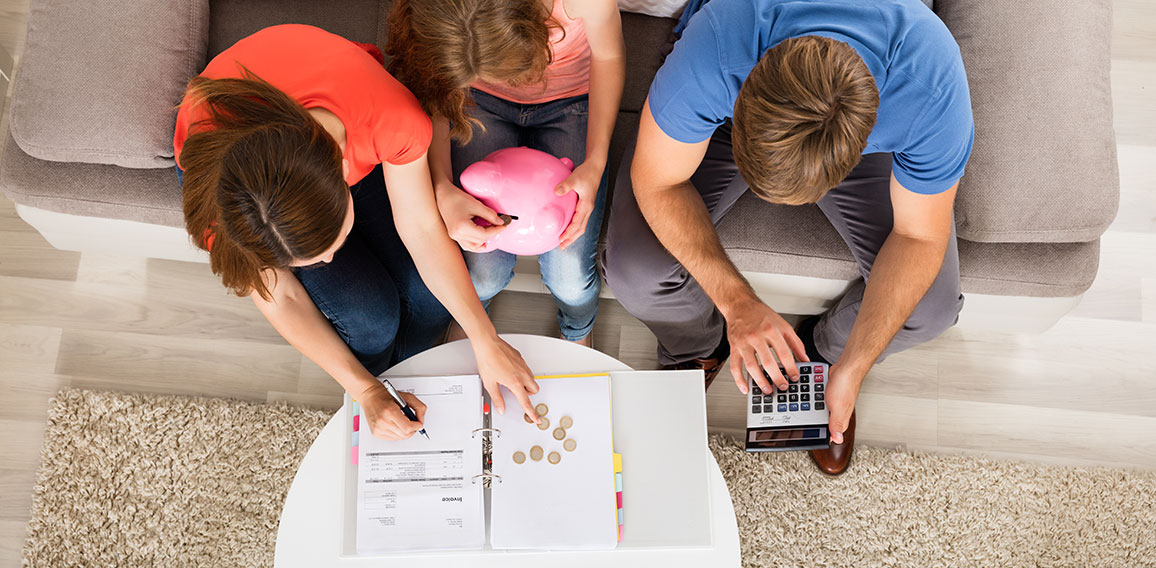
[351,446,359,465]
[353,414,360,431]
[616,492,623,508]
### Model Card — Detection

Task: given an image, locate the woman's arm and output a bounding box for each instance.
[384,154,541,420]
[555,0,626,248]
[251,268,426,440]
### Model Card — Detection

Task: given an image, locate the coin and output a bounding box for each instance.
[559,416,573,429]
[530,445,544,461]
[535,403,549,417]
[536,416,551,430]
[563,438,577,452]
[547,451,561,464]
[512,451,526,464]
[552,427,566,440]
[523,413,534,424]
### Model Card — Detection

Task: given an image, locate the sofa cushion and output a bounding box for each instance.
[717,191,1099,297]
[936,0,1118,243]
[9,0,209,169]
[207,0,387,60]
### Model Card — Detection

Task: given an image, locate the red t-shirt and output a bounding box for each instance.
[173,24,432,185]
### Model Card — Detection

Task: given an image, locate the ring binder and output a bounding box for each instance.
[472,427,501,438]
[472,473,501,484]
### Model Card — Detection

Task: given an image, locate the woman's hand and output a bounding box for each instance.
[357,381,427,440]
[554,161,604,249]
[474,336,540,422]
[434,182,508,252]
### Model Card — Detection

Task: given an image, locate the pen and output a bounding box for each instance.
[381,379,429,440]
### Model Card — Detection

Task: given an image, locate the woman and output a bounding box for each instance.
[174,24,541,440]
[387,0,625,347]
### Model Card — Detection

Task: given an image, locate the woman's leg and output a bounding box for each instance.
[347,166,454,363]
[524,95,605,341]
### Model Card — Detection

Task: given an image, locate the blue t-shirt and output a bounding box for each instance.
[650,0,974,195]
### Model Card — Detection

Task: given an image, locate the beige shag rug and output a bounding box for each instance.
[23,389,1156,567]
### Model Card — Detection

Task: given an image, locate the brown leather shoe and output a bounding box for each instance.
[660,336,730,390]
[810,413,856,476]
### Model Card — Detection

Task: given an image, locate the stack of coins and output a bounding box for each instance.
[511,405,578,465]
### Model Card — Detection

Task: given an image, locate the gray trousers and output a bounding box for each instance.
[602,122,964,365]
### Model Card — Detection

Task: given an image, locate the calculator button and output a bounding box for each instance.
[789,394,798,402]
[751,405,761,413]
[751,395,761,404]
[778,404,788,412]
[801,403,811,411]
[815,402,825,410]
[751,385,762,395]
[815,384,824,392]
[812,364,825,373]
[814,376,824,383]
[799,366,811,374]
[800,376,809,383]
[801,394,810,402]
[789,403,799,412]
[764,404,775,412]
[788,384,798,393]
[801,385,810,392]
[778,394,787,403]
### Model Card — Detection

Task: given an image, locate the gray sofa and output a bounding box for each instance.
[0,0,1119,333]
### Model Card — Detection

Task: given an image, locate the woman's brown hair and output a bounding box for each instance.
[179,70,349,300]
[386,0,558,144]
[732,36,879,205]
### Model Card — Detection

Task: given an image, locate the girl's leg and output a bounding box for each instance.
[525,95,605,341]
[448,89,526,306]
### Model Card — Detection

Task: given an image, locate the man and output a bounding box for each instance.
[602,0,972,475]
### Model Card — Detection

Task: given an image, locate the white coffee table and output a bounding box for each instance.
[274,334,741,567]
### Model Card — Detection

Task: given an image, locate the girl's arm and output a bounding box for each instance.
[428,116,508,252]
[384,153,542,420]
[555,0,626,248]
[251,269,427,440]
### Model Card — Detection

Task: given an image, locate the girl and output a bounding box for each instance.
[387,0,625,346]
[174,24,541,440]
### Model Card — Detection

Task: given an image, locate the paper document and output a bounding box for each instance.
[356,375,485,553]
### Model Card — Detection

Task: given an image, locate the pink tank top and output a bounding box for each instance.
[472,0,591,104]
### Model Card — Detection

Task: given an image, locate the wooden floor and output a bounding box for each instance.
[1,2,1154,567]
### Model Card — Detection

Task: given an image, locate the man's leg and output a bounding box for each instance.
[602,122,749,365]
[810,153,964,363]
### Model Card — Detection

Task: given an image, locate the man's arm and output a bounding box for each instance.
[632,100,807,392]
[824,176,957,443]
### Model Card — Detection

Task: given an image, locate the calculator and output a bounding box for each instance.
[744,362,831,452]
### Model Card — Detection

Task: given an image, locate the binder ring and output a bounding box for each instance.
[472,473,501,484]
[471,427,501,438]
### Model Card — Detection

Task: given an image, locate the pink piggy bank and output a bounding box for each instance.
[460,147,578,255]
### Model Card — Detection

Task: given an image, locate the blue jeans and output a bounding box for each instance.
[178,164,451,376]
[450,89,607,341]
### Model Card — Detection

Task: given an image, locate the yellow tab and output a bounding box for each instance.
[533,372,611,380]
[613,453,623,472]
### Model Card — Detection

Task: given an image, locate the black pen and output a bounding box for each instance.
[381,379,429,439]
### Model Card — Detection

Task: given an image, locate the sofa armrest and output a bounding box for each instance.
[9,0,209,169]
[936,0,1119,243]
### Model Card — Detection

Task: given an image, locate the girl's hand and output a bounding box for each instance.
[434,182,508,252]
[357,381,427,440]
[474,336,541,422]
[554,161,604,249]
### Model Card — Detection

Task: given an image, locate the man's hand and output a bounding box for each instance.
[475,337,541,422]
[434,183,508,252]
[726,298,809,394]
[555,161,604,249]
[358,381,427,440]
[824,363,863,444]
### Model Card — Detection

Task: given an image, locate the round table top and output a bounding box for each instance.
[274,334,741,567]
